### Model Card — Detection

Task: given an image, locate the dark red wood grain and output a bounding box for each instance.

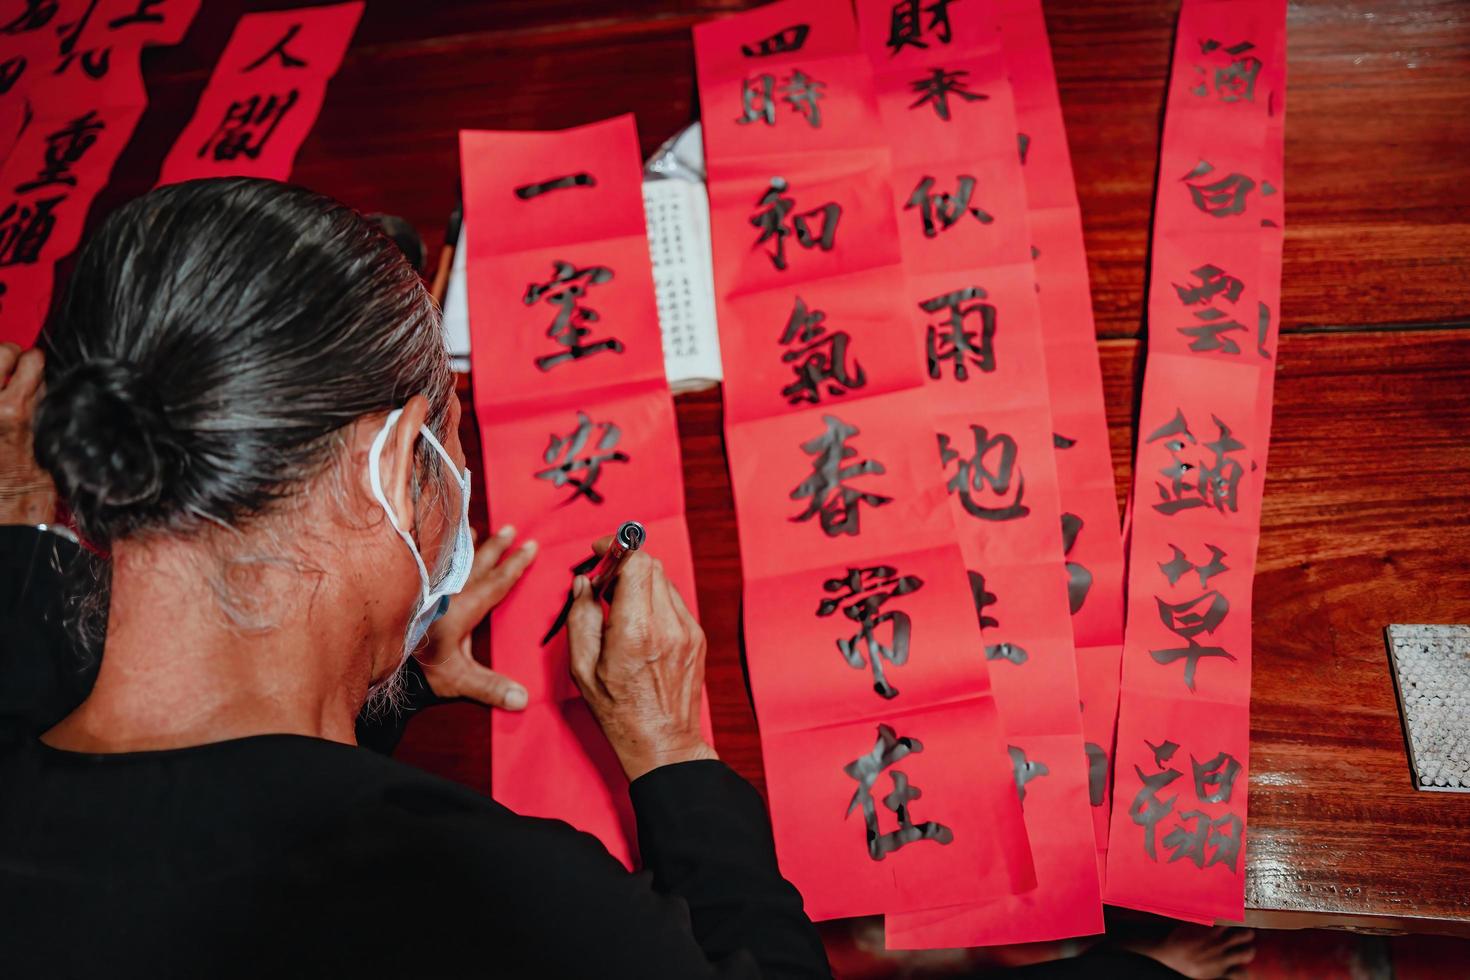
[94,0,1470,939]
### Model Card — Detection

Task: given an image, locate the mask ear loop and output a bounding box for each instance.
[368,408,432,603]
[399,420,475,669]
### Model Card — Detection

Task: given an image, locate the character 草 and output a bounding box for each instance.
[817,565,924,699]
[844,724,955,860]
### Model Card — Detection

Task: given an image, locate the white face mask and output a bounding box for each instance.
[368,408,474,666]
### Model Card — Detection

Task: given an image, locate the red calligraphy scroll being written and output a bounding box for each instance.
[0,0,201,347]
[852,0,1102,948]
[460,115,708,869]
[696,0,1036,926]
[156,1,362,187]
[1105,0,1287,925]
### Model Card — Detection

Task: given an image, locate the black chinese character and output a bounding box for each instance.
[1191,751,1242,804]
[939,424,1029,522]
[514,173,596,200]
[244,23,309,71]
[741,23,809,57]
[789,414,891,536]
[778,296,866,405]
[1181,160,1262,218]
[198,91,300,161]
[535,411,629,505]
[909,67,985,121]
[920,286,994,380]
[886,0,958,55]
[15,110,103,194]
[1061,512,1093,614]
[539,552,602,646]
[108,0,166,29]
[1163,810,1243,871]
[844,723,955,860]
[1085,742,1109,807]
[1159,542,1228,588]
[1151,583,1236,691]
[1147,410,1246,516]
[1009,745,1049,804]
[968,569,998,629]
[1173,263,1248,354]
[905,175,993,238]
[54,0,107,78]
[1191,39,1262,103]
[0,196,61,267]
[985,641,1029,665]
[523,260,624,371]
[1,0,56,33]
[749,177,841,271]
[0,55,24,94]
[1129,763,1181,860]
[736,70,825,129]
[818,565,924,699]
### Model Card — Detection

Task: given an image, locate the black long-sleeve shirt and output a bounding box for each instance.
[0,526,830,978]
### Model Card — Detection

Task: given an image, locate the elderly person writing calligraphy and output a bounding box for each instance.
[0,178,829,979]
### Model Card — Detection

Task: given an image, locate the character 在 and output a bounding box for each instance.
[789,414,891,536]
[1191,39,1262,103]
[244,23,310,71]
[844,724,955,860]
[16,111,104,193]
[522,260,625,371]
[749,177,841,271]
[920,286,995,380]
[535,411,629,506]
[938,424,1029,522]
[198,91,301,162]
[909,67,985,121]
[778,296,866,405]
[886,0,958,55]
[905,175,993,238]
[817,565,924,699]
[1147,409,1246,516]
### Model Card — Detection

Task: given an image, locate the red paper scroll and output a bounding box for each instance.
[995,0,1129,867]
[1104,0,1287,925]
[156,2,361,187]
[696,0,1034,925]
[460,116,706,869]
[0,0,200,347]
[849,0,1101,947]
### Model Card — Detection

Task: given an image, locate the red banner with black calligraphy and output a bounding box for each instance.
[1104,0,1287,925]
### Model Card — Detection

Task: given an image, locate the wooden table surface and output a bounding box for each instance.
[99,0,1470,941]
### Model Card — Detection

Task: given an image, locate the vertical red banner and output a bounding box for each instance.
[850,0,1102,947]
[155,1,362,186]
[697,0,1036,926]
[0,0,201,347]
[995,0,1129,868]
[1104,0,1287,925]
[460,115,707,869]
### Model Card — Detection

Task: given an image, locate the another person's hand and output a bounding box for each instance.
[1124,924,1256,979]
[417,525,536,710]
[0,343,55,526]
[567,546,716,782]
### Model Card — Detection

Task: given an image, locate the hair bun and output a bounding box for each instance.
[35,358,181,540]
